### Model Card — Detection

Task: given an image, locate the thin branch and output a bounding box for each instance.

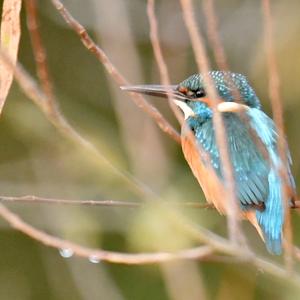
[202,0,228,71]
[50,0,181,144]
[147,0,183,125]
[0,195,141,207]
[0,202,214,264]
[179,0,244,246]
[262,0,294,271]
[0,195,214,209]
[3,195,300,210]
[25,0,56,110]
[202,0,270,167]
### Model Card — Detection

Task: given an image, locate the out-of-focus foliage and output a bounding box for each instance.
[0,0,299,299]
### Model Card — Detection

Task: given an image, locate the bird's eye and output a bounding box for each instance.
[195,88,206,98]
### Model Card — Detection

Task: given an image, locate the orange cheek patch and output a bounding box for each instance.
[199,97,213,107]
[178,86,188,94]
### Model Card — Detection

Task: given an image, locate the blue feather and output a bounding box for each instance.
[246,108,289,254]
[190,113,270,209]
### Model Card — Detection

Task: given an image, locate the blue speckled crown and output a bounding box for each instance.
[179,71,261,109]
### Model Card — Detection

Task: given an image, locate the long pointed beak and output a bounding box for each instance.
[120,84,187,101]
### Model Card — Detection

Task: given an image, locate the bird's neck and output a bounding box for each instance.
[186,102,212,130]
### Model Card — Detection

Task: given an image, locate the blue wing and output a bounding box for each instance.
[193,113,270,209]
[191,109,294,254]
[247,108,295,254]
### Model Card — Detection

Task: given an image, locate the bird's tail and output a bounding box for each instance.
[255,168,284,255]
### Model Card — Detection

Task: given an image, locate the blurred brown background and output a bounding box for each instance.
[0,0,299,299]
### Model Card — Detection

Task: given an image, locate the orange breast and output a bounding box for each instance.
[181,132,227,214]
[181,129,263,239]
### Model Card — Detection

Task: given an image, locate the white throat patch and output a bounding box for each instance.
[174,100,195,119]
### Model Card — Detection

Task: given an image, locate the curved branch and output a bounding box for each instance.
[0,202,215,264]
[0,201,298,285]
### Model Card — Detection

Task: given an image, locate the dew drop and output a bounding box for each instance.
[59,248,74,258]
[88,255,100,264]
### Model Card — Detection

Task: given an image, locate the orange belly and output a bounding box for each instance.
[181,133,227,214]
[181,132,264,240]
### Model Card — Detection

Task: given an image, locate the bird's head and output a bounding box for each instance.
[121,71,261,121]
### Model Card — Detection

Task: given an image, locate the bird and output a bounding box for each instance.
[121,71,296,254]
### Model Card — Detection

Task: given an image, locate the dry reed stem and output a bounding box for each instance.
[0,0,22,113]
[262,0,294,271]
[51,0,181,144]
[25,0,56,110]
[179,0,244,246]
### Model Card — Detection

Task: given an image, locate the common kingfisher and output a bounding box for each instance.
[121,71,295,254]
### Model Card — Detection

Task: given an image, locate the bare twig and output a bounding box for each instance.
[0,0,22,113]
[202,0,228,71]
[25,0,56,110]
[147,0,183,125]
[50,0,181,144]
[0,202,214,264]
[262,0,294,271]
[0,195,141,207]
[3,194,300,210]
[179,0,244,246]
[0,194,214,209]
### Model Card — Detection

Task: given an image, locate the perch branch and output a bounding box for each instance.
[2,195,300,210]
[0,194,214,209]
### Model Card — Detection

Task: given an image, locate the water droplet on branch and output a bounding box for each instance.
[59,248,74,258]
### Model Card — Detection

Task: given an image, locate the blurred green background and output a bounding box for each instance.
[0,0,300,299]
